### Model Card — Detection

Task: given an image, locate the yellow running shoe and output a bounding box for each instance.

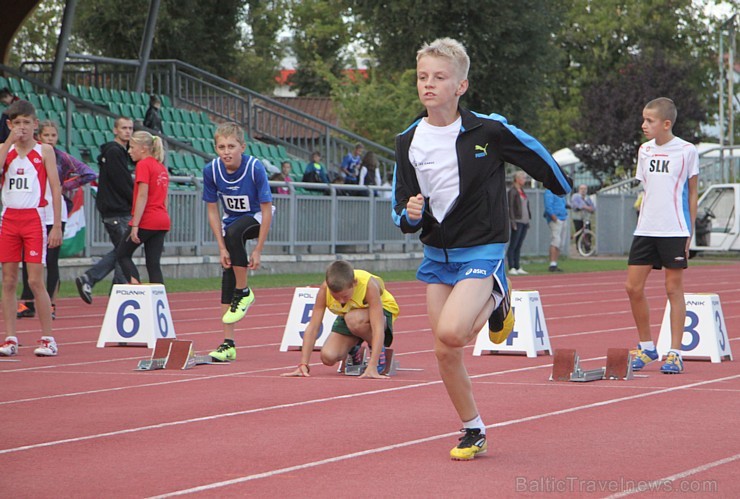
[208,342,237,362]
[222,289,255,324]
[488,278,514,344]
[450,428,487,461]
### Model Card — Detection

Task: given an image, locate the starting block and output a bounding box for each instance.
[337,347,399,376]
[135,339,216,371]
[550,348,633,382]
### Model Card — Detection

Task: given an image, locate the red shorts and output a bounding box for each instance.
[0,208,47,264]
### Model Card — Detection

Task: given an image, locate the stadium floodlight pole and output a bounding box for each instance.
[134,0,162,94]
[729,16,735,148]
[51,0,78,90]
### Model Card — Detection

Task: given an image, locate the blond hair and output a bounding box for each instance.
[38,120,59,135]
[325,260,356,293]
[645,97,677,125]
[131,130,165,163]
[214,122,246,146]
[417,37,470,81]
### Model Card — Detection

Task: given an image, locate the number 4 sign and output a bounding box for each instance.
[473,290,553,357]
[279,287,338,352]
[657,293,733,363]
[97,284,176,348]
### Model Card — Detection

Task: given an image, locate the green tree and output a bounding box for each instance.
[540,0,715,155]
[74,0,247,78]
[288,0,353,96]
[348,0,564,130]
[234,0,287,93]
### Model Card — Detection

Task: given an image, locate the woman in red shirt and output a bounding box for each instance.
[116,131,170,283]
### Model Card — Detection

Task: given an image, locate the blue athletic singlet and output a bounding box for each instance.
[202,154,272,228]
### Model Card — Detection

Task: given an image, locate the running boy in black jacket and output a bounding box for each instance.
[392,38,572,460]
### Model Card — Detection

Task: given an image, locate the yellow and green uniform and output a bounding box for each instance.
[325,270,399,346]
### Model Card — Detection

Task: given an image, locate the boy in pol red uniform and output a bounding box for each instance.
[0,100,63,357]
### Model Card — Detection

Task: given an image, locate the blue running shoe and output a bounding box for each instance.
[631,346,659,371]
[660,351,684,374]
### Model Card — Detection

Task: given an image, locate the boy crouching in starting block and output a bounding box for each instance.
[282,261,399,379]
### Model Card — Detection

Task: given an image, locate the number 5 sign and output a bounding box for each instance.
[279,287,338,352]
[97,284,176,348]
[657,293,733,363]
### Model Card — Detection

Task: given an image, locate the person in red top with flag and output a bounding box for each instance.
[0,100,63,357]
[115,130,170,284]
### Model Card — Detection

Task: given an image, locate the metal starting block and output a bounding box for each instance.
[338,347,399,376]
[550,348,633,382]
[135,338,215,371]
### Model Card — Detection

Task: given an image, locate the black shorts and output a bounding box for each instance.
[628,236,688,270]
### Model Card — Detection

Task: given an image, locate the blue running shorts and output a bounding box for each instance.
[417,258,508,295]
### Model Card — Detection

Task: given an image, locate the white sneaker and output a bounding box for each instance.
[508,268,520,275]
[34,336,58,357]
[517,268,529,275]
[0,336,19,356]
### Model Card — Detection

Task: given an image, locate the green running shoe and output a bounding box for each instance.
[222,289,255,324]
[209,342,236,362]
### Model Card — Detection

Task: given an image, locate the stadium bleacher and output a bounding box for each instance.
[1,76,305,185]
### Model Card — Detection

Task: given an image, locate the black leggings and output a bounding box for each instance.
[116,227,168,284]
[20,222,66,302]
[220,216,261,304]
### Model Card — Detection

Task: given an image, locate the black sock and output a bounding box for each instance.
[234,287,250,297]
[224,339,235,347]
[25,301,35,312]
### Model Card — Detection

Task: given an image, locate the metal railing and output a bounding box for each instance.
[20,56,397,178]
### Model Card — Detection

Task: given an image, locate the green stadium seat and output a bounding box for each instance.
[84,114,98,130]
[93,130,107,148]
[276,145,289,160]
[170,108,183,123]
[95,115,109,131]
[66,83,79,98]
[120,103,135,119]
[57,127,66,145]
[21,79,34,95]
[89,86,103,105]
[72,112,86,130]
[159,107,173,122]
[38,94,54,112]
[0,76,7,89]
[35,109,47,121]
[161,121,175,137]
[99,87,111,103]
[160,95,172,107]
[180,123,195,140]
[26,93,42,110]
[77,85,92,102]
[120,90,133,105]
[109,89,123,104]
[7,78,22,94]
[133,92,147,106]
[197,111,211,125]
[51,95,65,113]
[68,146,84,161]
[108,102,122,116]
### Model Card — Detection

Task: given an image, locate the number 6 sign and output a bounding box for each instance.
[97,284,176,348]
[280,287,338,352]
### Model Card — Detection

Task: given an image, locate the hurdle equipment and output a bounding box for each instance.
[550,348,633,382]
[473,290,552,358]
[279,287,338,352]
[97,284,176,348]
[656,293,733,363]
[135,339,215,371]
[338,347,399,376]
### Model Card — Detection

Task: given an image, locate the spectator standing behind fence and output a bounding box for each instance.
[506,171,530,275]
[0,87,20,143]
[271,161,292,194]
[75,117,135,304]
[115,131,170,284]
[340,143,363,184]
[544,189,568,272]
[0,100,63,358]
[570,184,595,242]
[359,151,382,189]
[302,151,330,184]
[143,95,162,134]
[203,123,273,362]
[17,121,97,320]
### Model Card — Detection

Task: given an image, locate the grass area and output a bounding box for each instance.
[55,255,730,298]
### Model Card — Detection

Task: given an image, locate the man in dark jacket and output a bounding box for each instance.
[75,117,136,304]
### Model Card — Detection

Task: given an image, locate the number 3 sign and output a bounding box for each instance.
[279,287,338,352]
[97,284,176,348]
[657,293,733,363]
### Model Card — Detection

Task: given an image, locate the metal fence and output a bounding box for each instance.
[80,185,639,259]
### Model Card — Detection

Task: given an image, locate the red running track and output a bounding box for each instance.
[1,264,739,498]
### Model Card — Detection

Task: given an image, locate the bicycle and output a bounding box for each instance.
[573,216,596,257]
